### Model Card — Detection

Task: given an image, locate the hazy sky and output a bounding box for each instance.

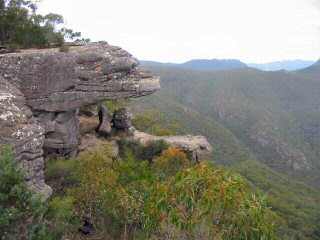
[38,0,320,63]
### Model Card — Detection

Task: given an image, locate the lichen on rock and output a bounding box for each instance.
[0,77,52,199]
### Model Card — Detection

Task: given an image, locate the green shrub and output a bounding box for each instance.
[45,197,74,240]
[58,43,69,53]
[67,149,154,238]
[65,145,274,239]
[117,139,169,163]
[0,146,47,239]
[101,99,128,113]
[152,147,191,180]
[45,158,73,196]
[5,43,19,52]
[133,114,174,136]
[145,162,274,239]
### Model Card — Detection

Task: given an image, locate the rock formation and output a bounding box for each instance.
[0,41,212,198]
[0,42,159,197]
[98,105,113,137]
[0,42,160,159]
[133,130,212,162]
[0,77,52,198]
[113,107,135,134]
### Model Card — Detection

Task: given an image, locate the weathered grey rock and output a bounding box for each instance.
[80,104,98,117]
[133,130,212,162]
[113,107,135,134]
[0,42,160,112]
[0,77,52,199]
[0,42,160,198]
[98,106,113,137]
[0,42,160,160]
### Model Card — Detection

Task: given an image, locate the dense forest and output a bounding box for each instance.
[129,63,320,239]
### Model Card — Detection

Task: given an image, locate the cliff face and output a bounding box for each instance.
[0,77,51,198]
[0,41,212,199]
[0,42,160,157]
[0,42,160,198]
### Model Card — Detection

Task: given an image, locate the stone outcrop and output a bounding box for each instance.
[0,41,212,198]
[0,42,160,196]
[0,42,160,159]
[0,77,52,199]
[133,130,212,162]
[113,107,135,134]
[98,106,113,137]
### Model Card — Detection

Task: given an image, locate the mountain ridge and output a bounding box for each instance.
[141,59,248,71]
[141,59,317,71]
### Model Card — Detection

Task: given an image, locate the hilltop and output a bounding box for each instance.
[141,58,247,71]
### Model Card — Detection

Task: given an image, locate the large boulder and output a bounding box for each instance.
[0,77,52,199]
[133,130,212,162]
[113,107,135,134]
[98,105,113,137]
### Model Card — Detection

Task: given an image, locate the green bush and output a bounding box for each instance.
[145,162,274,239]
[0,146,47,239]
[45,197,74,240]
[101,99,128,113]
[133,114,174,136]
[58,43,69,53]
[65,146,274,239]
[45,158,73,196]
[117,139,169,163]
[5,43,19,52]
[0,0,85,49]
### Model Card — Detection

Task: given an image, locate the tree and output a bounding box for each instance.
[0,0,87,49]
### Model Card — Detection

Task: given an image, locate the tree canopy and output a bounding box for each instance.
[0,0,89,49]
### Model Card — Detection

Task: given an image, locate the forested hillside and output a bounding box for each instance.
[129,63,320,239]
[132,65,320,187]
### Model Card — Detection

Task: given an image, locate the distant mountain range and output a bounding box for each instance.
[141,59,247,71]
[248,59,316,71]
[140,59,317,72]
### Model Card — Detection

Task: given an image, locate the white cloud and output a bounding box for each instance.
[38,0,320,62]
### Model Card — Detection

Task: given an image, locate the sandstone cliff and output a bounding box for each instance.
[0,42,211,198]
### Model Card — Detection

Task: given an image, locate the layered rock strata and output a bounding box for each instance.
[0,42,160,196]
[0,77,52,198]
[0,42,160,158]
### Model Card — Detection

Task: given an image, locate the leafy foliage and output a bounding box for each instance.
[0,147,75,240]
[117,139,170,164]
[0,146,47,239]
[65,142,273,239]
[0,0,88,49]
[146,163,273,239]
[232,160,320,240]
